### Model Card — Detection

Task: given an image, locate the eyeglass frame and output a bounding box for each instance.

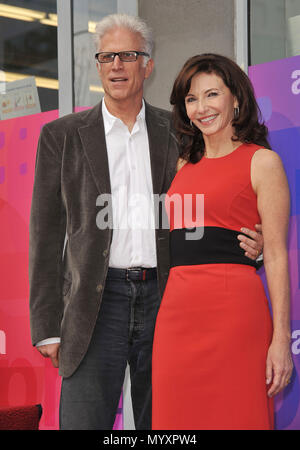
[95,51,150,63]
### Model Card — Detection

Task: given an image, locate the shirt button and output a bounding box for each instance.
[96,284,103,293]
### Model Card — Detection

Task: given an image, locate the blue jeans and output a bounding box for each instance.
[59,271,161,430]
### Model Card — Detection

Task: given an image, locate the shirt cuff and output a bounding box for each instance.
[36,337,61,347]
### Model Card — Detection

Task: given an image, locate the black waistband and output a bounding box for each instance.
[107,267,157,281]
[170,226,259,269]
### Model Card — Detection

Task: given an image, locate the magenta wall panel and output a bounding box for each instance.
[0,109,122,430]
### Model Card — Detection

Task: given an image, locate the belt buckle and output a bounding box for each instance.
[126,267,141,281]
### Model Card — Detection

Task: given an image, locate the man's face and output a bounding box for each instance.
[96,27,154,106]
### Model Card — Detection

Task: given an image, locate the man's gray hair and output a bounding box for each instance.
[93,13,154,61]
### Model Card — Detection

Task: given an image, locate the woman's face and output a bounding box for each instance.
[185,71,238,138]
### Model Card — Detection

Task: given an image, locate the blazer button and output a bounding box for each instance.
[102,249,108,257]
[96,284,103,293]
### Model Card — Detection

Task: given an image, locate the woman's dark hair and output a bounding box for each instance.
[170,53,270,163]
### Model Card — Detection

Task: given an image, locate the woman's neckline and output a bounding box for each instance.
[203,143,245,160]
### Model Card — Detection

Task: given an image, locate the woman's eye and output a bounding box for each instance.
[208,92,218,97]
[186,97,196,103]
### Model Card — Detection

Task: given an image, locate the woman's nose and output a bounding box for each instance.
[194,98,207,114]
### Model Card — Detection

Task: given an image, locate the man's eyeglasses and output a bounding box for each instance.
[95,51,150,63]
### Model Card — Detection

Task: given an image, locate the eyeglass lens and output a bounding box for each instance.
[98,52,138,62]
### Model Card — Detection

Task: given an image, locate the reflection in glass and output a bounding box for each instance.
[73,0,118,108]
[250,0,300,65]
[0,0,58,114]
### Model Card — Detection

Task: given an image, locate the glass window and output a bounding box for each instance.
[0,0,58,115]
[73,0,118,109]
[250,0,300,65]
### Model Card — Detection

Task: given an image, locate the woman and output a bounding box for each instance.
[152,54,293,430]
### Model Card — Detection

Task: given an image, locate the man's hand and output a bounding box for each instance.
[237,224,263,260]
[37,343,60,368]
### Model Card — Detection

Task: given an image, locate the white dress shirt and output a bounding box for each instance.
[36,98,157,347]
[102,98,156,268]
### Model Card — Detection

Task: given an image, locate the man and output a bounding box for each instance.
[29,14,263,430]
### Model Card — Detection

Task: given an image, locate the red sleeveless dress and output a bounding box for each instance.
[152,143,274,430]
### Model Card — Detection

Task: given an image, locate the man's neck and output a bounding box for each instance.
[103,95,144,132]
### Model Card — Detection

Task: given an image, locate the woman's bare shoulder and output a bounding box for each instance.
[252,148,283,175]
[251,148,287,194]
[252,148,284,170]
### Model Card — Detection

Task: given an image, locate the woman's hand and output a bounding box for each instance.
[266,339,293,397]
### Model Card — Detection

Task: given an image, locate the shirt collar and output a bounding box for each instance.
[102,98,146,135]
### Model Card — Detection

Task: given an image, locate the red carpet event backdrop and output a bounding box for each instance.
[0,54,299,429]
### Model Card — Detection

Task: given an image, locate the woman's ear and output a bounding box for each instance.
[233,97,239,110]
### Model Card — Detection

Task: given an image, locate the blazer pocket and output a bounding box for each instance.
[62,277,72,296]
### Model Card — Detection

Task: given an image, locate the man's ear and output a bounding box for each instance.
[96,62,102,77]
[145,58,154,80]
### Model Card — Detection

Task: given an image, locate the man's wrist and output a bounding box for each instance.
[36,337,61,347]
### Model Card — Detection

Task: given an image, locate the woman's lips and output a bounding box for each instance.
[198,114,218,124]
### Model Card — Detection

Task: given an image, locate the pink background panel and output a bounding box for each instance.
[0,109,122,430]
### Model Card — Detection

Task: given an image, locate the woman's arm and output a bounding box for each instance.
[252,148,293,397]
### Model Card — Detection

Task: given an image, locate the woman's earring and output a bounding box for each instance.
[190,119,194,128]
[234,107,240,120]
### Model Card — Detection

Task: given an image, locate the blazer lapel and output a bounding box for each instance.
[78,102,112,195]
[78,100,170,196]
[145,102,171,195]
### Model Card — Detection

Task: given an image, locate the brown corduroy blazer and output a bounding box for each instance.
[29,100,179,377]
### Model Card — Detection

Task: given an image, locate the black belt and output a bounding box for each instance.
[107,267,157,281]
[170,226,261,270]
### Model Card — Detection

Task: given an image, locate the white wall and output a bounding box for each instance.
[139,0,235,110]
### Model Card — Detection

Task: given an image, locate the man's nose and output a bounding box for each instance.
[112,54,123,69]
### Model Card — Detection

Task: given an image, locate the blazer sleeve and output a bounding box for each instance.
[29,124,66,346]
